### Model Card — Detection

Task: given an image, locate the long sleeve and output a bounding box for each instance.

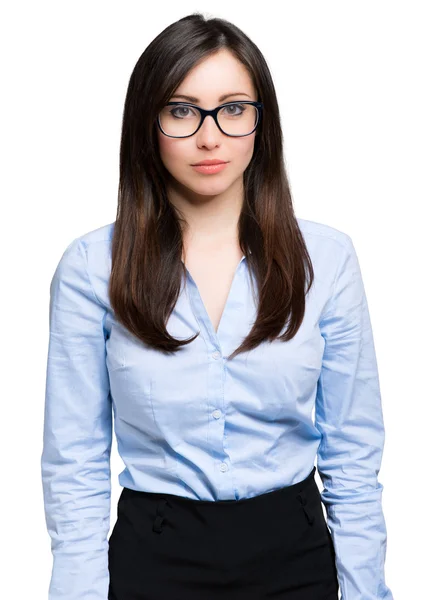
[40,237,113,600]
[315,235,393,600]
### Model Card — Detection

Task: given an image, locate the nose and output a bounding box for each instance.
[196,114,223,146]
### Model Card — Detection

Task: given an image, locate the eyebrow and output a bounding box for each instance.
[170,92,251,103]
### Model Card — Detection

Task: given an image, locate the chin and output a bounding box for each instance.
[191,182,231,197]
[179,176,229,195]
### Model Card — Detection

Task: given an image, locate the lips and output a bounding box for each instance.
[192,159,228,166]
[191,162,229,174]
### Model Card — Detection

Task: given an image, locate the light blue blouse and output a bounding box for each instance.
[40,218,393,599]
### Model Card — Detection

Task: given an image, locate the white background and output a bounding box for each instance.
[2,1,424,598]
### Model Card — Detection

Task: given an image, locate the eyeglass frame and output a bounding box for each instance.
[156,100,264,138]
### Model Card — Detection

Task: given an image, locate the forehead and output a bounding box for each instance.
[172,50,256,104]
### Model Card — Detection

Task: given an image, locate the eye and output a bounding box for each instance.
[221,103,246,116]
[169,105,197,119]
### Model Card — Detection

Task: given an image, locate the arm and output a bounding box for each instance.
[315,234,394,600]
[40,237,112,600]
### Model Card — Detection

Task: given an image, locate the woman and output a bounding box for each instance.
[40,12,394,600]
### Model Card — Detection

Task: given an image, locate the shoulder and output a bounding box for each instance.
[296,217,357,285]
[54,221,115,309]
[296,217,352,251]
[76,221,115,250]
[60,220,114,276]
[59,221,114,257]
[68,220,114,259]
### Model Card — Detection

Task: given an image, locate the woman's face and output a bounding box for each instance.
[157,49,258,199]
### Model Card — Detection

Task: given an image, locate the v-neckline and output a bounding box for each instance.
[182,254,246,341]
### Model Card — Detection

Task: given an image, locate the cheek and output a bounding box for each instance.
[234,135,256,168]
[157,135,193,175]
[158,135,177,164]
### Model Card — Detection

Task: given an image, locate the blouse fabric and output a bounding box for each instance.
[41,218,393,599]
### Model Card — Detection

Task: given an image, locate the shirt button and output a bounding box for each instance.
[220,462,228,472]
[212,351,221,359]
[212,409,221,419]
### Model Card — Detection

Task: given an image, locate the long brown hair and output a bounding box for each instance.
[109,12,314,361]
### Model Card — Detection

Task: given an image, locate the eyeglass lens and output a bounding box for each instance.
[159,103,259,137]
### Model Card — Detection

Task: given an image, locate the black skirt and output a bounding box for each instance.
[108,466,339,599]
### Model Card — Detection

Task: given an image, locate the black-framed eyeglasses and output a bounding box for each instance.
[157,100,263,138]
